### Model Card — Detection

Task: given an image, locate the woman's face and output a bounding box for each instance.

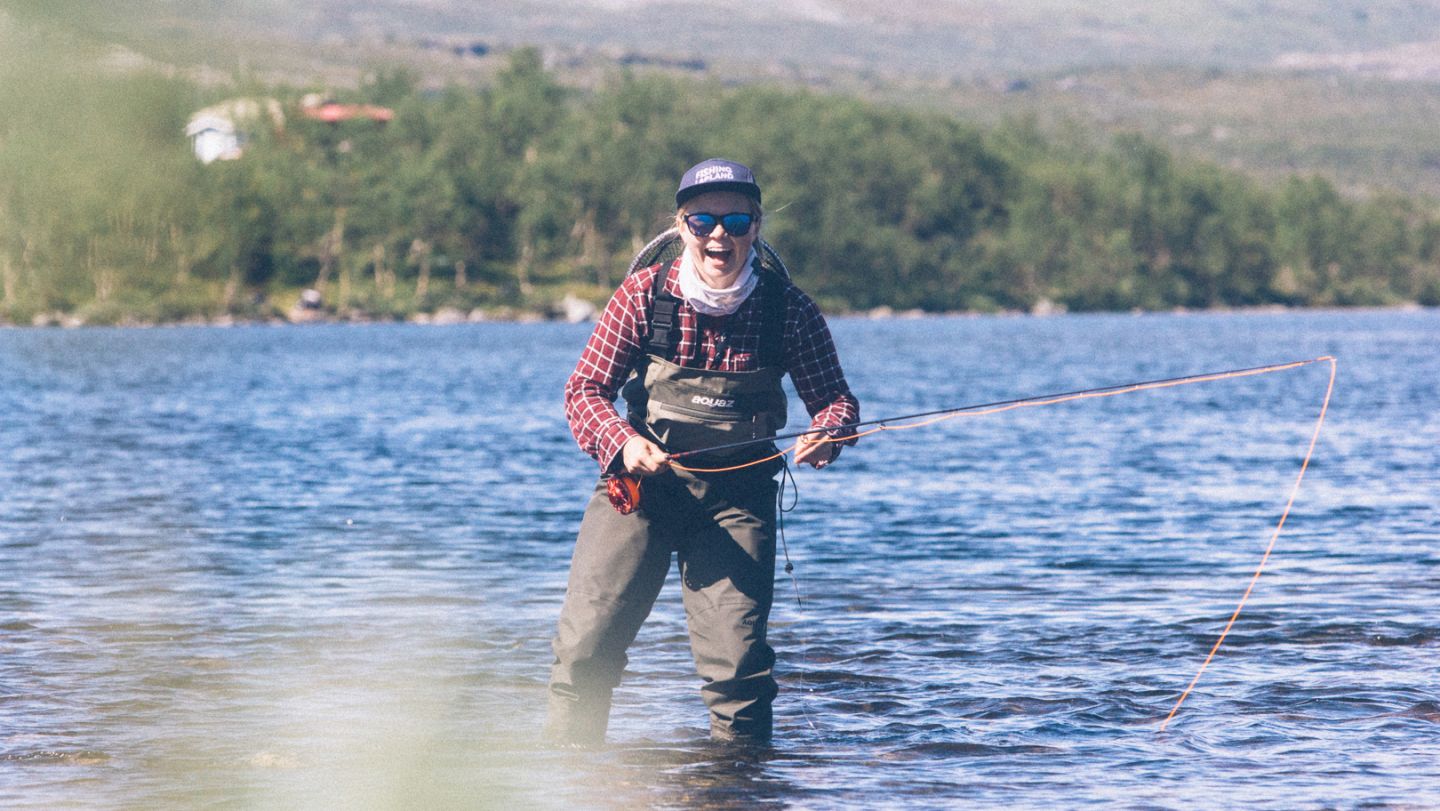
[676,190,760,283]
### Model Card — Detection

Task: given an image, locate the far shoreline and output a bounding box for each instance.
[1,301,1432,331]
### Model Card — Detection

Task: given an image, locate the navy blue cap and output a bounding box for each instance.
[675,158,762,208]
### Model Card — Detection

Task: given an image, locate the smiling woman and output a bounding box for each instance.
[679,198,760,285]
[549,158,861,745]
[675,192,762,318]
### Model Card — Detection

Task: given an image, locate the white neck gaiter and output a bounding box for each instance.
[677,248,759,316]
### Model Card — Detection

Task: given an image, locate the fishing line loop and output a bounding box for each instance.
[660,355,1337,731]
[1158,354,1337,730]
[773,455,819,735]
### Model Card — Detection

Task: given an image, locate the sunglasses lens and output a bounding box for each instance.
[721,213,753,236]
[685,212,753,236]
[685,213,719,236]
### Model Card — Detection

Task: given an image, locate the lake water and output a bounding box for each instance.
[2,309,1436,809]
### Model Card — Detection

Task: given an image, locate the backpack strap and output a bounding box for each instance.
[757,270,786,369]
[644,260,681,358]
[643,259,787,368]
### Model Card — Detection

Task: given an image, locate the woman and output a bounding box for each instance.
[550,158,860,744]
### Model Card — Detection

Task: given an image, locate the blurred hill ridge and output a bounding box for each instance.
[132,0,1440,78]
[11,0,1440,198]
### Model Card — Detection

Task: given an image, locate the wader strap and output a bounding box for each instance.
[645,262,680,358]
[643,260,785,366]
[757,272,785,368]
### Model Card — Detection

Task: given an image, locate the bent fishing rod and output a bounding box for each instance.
[665,356,1334,465]
[615,353,1336,733]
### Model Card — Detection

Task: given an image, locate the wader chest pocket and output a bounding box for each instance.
[622,355,788,465]
[642,402,778,464]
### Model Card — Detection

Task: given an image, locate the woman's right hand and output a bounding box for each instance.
[621,436,670,476]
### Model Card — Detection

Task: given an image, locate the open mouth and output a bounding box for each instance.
[703,246,734,264]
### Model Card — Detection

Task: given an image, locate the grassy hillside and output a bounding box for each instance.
[62,0,1440,77]
[7,0,1440,200]
[889,66,1440,199]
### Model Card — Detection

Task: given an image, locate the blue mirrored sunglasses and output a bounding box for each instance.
[683,211,756,237]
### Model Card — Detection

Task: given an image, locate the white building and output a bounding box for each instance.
[184,98,284,164]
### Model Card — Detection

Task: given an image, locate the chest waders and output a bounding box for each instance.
[547,264,788,745]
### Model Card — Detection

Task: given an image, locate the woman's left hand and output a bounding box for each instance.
[794,431,837,469]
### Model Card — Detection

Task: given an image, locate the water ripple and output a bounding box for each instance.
[2,313,1438,808]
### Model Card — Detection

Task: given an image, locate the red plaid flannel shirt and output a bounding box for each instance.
[565,260,860,470]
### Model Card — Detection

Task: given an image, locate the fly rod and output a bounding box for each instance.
[666,356,1333,463]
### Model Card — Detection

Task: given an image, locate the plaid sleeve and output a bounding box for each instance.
[784,288,860,445]
[563,267,653,470]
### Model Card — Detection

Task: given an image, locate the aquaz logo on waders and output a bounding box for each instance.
[691,394,737,410]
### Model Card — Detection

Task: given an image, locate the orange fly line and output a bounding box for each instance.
[667,355,1339,730]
